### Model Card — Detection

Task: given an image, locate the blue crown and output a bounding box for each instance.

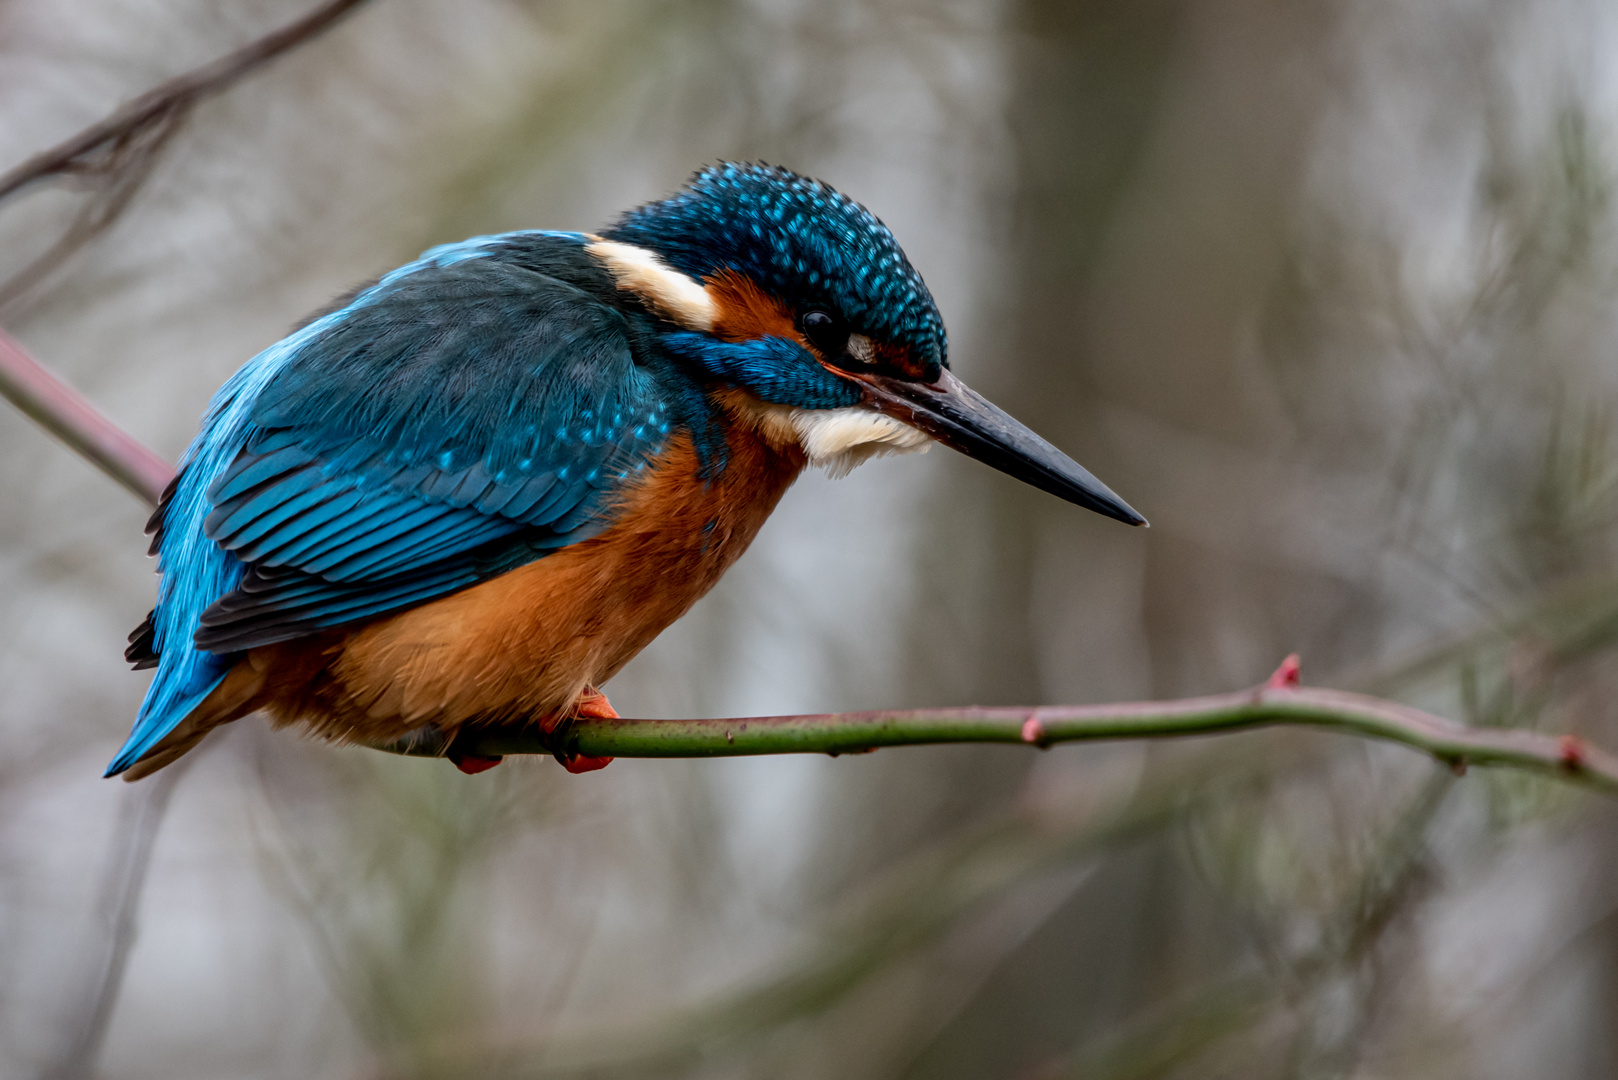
[604,162,947,374]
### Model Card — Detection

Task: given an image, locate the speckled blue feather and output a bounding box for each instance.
[660,332,860,410]
[605,162,948,376]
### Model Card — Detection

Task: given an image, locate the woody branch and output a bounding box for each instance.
[388,657,1618,797]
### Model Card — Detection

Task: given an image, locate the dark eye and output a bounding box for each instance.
[799,309,850,357]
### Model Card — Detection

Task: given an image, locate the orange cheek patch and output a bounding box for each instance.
[702,270,928,386]
[705,270,804,345]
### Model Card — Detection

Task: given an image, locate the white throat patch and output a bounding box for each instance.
[797,409,932,477]
[741,401,931,477]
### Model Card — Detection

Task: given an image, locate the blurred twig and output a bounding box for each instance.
[1050,766,1455,1079]
[0,327,172,503]
[0,0,374,489]
[38,760,190,1080]
[409,742,1232,1077]
[0,0,372,308]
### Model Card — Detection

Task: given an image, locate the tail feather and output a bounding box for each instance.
[106,650,231,777]
[116,659,266,780]
[112,312,302,778]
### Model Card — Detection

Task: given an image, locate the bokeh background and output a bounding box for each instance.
[4,0,1618,1076]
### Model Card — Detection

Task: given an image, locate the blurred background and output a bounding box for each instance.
[3,0,1618,1076]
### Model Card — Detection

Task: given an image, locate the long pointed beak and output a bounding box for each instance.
[859,369,1147,526]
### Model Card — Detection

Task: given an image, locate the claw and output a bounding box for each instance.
[450,752,502,775]
[573,686,620,720]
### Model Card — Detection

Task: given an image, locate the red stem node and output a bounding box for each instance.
[1267,654,1302,690]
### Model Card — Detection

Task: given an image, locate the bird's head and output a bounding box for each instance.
[597,162,1144,526]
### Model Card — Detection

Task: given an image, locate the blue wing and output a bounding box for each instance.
[109,234,677,775]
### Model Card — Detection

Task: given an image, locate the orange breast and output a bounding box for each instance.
[248,423,805,742]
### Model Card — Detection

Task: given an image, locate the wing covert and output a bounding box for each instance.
[191,253,675,652]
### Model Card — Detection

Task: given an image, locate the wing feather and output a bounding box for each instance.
[187,250,676,651]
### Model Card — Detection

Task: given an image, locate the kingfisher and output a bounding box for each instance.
[109,163,1144,780]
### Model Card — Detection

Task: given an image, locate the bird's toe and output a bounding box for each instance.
[572,686,620,720]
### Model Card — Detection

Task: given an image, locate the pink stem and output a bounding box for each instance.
[0,327,173,506]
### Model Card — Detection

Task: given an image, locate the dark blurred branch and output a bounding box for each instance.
[0,1,375,483]
[0,0,369,202]
[392,658,1618,798]
[0,327,172,503]
[0,0,371,308]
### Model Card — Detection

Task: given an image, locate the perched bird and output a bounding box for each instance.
[110,162,1144,780]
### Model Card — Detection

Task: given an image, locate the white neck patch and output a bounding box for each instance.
[585,238,716,332]
[741,401,931,478]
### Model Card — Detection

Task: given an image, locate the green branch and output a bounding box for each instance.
[377,658,1618,797]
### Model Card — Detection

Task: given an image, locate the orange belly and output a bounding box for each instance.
[231,427,804,743]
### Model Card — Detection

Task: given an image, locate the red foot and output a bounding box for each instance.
[1267,654,1302,689]
[551,686,617,773]
[451,753,503,775]
[1559,734,1586,772]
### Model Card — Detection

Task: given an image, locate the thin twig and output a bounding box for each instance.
[380,661,1618,798]
[0,327,172,503]
[0,0,370,202]
[0,0,372,307]
[38,759,189,1080]
[0,117,187,311]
